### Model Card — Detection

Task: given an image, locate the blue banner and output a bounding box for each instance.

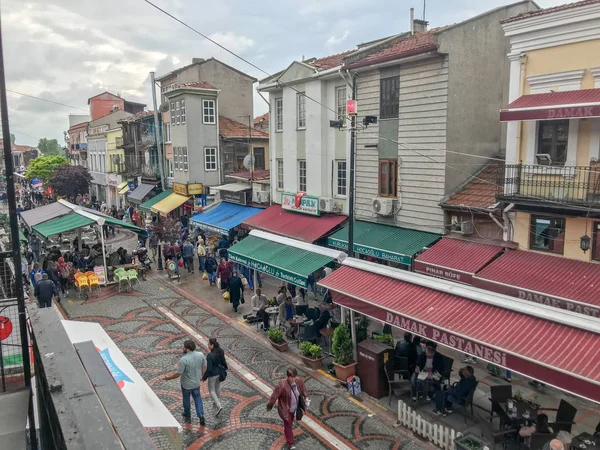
[99,347,133,389]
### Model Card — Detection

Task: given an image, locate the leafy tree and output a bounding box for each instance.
[24,155,69,182]
[37,138,63,156]
[147,215,181,244]
[49,165,92,199]
[10,134,15,144]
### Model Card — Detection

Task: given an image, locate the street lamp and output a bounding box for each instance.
[580,234,591,253]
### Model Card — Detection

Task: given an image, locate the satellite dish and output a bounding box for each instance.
[159,102,170,113]
[243,154,255,170]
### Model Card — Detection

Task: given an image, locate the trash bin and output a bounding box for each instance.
[356,339,393,399]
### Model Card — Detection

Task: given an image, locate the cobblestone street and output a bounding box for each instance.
[57,273,429,450]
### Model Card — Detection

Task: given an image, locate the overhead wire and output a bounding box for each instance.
[6,89,87,111]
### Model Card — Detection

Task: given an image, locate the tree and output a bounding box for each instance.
[10,134,15,145]
[147,215,181,244]
[24,155,69,183]
[37,138,63,156]
[49,165,92,199]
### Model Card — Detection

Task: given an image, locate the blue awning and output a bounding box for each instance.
[190,202,264,235]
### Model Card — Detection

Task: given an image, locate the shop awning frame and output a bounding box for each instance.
[150,192,190,216]
[117,181,128,190]
[33,214,96,238]
[139,189,172,212]
[190,201,263,235]
[128,184,155,204]
[118,186,130,195]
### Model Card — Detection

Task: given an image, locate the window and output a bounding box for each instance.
[175,101,180,124]
[277,159,284,190]
[174,147,179,171]
[530,216,566,254]
[253,147,265,170]
[537,120,569,166]
[298,160,307,192]
[378,159,398,197]
[336,160,347,196]
[182,146,188,171]
[203,100,216,124]
[164,123,171,143]
[336,87,347,123]
[593,222,600,262]
[205,147,217,171]
[297,93,306,129]
[275,98,283,131]
[380,76,399,119]
[166,159,174,178]
[180,99,186,124]
[170,102,176,125]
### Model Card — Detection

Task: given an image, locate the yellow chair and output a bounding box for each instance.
[74,274,90,299]
[87,274,100,296]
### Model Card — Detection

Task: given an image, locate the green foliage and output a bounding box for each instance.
[267,328,285,344]
[49,165,92,199]
[356,314,370,343]
[147,216,181,244]
[37,138,63,156]
[309,344,323,359]
[300,341,313,356]
[374,333,394,347]
[10,134,15,144]
[25,155,69,182]
[332,325,354,366]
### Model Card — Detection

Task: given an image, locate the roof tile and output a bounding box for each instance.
[308,50,357,71]
[253,112,269,124]
[178,81,217,90]
[442,160,503,209]
[502,0,600,23]
[226,170,270,182]
[219,116,269,139]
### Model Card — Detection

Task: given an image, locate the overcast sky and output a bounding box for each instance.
[3,0,567,147]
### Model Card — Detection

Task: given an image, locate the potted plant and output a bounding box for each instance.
[332,325,357,381]
[374,333,394,347]
[268,329,288,352]
[299,342,324,370]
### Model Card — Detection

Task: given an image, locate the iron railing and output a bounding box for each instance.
[123,154,160,177]
[496,163,600,208]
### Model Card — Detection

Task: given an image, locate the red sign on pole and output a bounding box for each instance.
[0,316,13,341]
[347,100,357,116]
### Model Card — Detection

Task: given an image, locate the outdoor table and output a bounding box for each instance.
[320,327,334,355]
[501,399,538,425]
[288,315,307,343]
[265,306,279,329]
[572,433,600,450]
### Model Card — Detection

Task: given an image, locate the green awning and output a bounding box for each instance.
[33,214,95,238]
[139,189,173,212]
[103,216,147,236]
[327,220,440,266]
[228,235,335,288]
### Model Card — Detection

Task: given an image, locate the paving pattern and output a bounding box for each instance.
[60,275,428,450]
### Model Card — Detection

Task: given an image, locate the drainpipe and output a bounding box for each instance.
[502,203,515,242]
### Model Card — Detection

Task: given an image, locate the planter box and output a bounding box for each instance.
[300,355,324,370]
[333,361,357,381]
[455,433,489,450]
[269,339,288,352]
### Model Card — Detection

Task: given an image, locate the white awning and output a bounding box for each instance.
[210,183,250,192]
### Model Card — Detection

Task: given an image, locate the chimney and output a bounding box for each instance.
[410,8,414,35]
[192,58,205,64]
[413,19,429,33]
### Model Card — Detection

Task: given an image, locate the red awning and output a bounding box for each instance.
[320,265,600,403]
[500,89,600,122]
[473,250,600,318]
[414,238,504,284]
[242,204,346,243]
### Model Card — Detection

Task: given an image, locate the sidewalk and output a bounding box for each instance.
[58,271,430,450]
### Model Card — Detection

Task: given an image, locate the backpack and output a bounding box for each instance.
[61,265,70,279]
[34,271,43,283]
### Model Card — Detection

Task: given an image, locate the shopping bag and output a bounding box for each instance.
[216,277,221,289]
[241,275,248,287]
[202,271,208,280]
[222,291,230,302]
[347,375,361,395]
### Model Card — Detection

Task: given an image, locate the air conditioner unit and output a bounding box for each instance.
[253,190,270,204]
[457,221,474,235]
[372,197,394,216]
[320,197,344,213]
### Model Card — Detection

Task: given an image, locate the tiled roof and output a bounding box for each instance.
[219,116,269,139]
[0,140,36,153]
[442,160,503,210]
[308,50,357,71]
[254,112,269,124]
[179,81,217,90]
[344,31,439,69]
[226,170,270,182]
[502,0,600,23]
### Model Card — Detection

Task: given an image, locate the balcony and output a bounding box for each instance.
[496,163,600,210]
[123,154,160,178]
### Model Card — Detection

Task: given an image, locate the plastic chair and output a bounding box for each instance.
[126,269,139,289]
[87,274,100,296]
[74,275,90,299]
[114,268,130,293]
[385,357,411,406]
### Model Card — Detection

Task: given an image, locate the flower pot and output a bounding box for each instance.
[269,339,288,352]
[300,355,324,370]
[333,361,357,381]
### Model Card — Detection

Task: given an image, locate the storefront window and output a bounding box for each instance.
[537,120,568,166]
[593,222,600,261]
[530,215,565,254]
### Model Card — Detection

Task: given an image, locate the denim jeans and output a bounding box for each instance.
[198,256,205,273]
[184,256,194,273]
[208,271,217,284]
[411,372,436,398]
[207,375,222,409]
[435,389,456,412]
[181,386,204,418]
[308,280,318,297]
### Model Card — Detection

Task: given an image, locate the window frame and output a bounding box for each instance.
[536,120,569,166]
[170,102,176,126]
[164,123,171,143]
[275,98,283,131]
[336,86,347,123]
[253,147,265,170]
[174,147,179,171]
[380,76,400,119]
[593,222,600,262]
[182,146,188,171]
[297,93,306,129]
[336,160,347,197]
[277,159,284,190]
[529,215,566,255]
[180,99,186,124]
[203,99,216,124]
[204,147,218,171]
[166,159,174,178]
[298,160,307,192]
[378,159,398,198]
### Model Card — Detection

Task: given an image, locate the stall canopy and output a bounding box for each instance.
[117,181,128,191]
[139,189,172,212]
[328,220,440,266]
[319,258,600,403]
[33,214,95,239]
[128,184,155,204]
[150,192,190,216]
[473,250,600,318]
[229,230,346,287]
[414,237,505,284]
[118,185,130,195]
[190,202,263,234]
[20,202,72,228]
[242,204,346,243]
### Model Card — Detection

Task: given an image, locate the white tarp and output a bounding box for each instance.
[61,320,181,447]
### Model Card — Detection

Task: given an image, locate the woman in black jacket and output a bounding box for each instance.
[202,338,227,416]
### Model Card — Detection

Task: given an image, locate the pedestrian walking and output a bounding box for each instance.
[162,340,207,426]
[228,270,244,313]
[205,251,218,286]
[197,238,206,274]
[182,239,195,274]
[267,367,308,450]
[30,234,41,263]
[217,258,232,291]
[57,257,70,297]
[35,273,57,308]
[202,338,227,417]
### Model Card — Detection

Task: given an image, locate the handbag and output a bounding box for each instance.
[289,382,306,421]
[218,364,227,382]
[240,294,245,304]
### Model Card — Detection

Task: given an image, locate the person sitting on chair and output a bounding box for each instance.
[411,341,444,401]
[433,365,477,416]
[520,413,553,447]
[278,296,296,339]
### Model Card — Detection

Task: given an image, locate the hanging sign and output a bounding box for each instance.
[172,183,188,196]
[281,193,320,216]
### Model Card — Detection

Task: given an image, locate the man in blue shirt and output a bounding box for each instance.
[182,239,195,274]
[434,365,477,416]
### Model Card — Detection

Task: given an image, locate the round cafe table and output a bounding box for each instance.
[265,306,279,329]
[288,315,307,343]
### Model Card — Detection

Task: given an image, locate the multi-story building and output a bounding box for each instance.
[67,114,91,167]
[253,113,269,132]
[88,92,145,121]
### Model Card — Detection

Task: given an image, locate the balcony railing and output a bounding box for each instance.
[123,154,160,177]
[496,163,600,208]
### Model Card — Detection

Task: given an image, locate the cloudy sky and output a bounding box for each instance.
[3,0,566,147]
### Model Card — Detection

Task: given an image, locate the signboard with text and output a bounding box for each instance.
[172,183,188,196]
[188,184,203,195]
[220,189,249,205]
[281,193,320,216]
[414,261,472,285]
[229,252,307,288]
[328,238,412,266]
[500,106,600,122]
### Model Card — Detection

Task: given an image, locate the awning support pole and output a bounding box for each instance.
[77,228,82,252]
[253,270,258,296]
[99,224,108,285]
[340,307,346,326]
[350,309,357,361]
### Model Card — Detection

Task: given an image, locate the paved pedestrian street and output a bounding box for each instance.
[57,275,429,450]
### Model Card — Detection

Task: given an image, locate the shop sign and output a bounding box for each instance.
[281,193,320,216]
[193,222,228,235]
[472,278,600,318]
[328,238,411,266]
[172,183,188,196]
[414,261,472,284]
[188,183,203,195]
[229,253,307,288]
[107,176,119,186]
[221,189,249,205]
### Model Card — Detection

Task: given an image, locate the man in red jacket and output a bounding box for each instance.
[267,367,308,450]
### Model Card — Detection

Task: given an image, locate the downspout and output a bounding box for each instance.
[489,203,515,242]
[257,89,274,205]
[216,99,222,185]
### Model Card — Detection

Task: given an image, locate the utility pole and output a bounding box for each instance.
[0,17,37,449]
[150,72,166,191]
[347,72,357,259]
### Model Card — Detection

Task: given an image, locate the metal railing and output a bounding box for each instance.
[496,163,600,208]
[123,155,160,177]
